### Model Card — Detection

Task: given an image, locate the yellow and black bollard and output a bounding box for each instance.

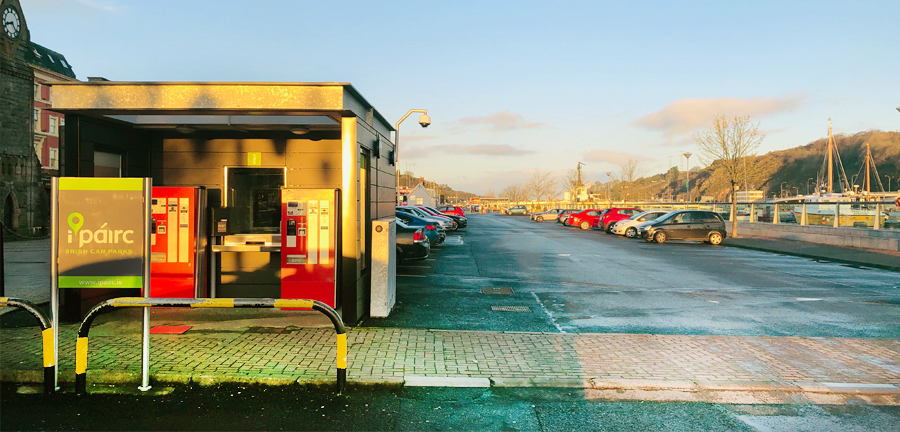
[0,297,56,393]
[76,297,347,394]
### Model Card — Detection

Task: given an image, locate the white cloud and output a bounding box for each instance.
[458,111,546,131]
[635,94,805,137]
[583,149,648,166]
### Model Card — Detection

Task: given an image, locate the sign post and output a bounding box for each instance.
[52,177,151,390]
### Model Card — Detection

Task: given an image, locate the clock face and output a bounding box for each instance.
[3,6,20,39]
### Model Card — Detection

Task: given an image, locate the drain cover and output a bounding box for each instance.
[481,287,514,295]
[491,306,531,312]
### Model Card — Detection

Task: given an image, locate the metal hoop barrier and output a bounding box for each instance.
[0,297,55,393]
[75,297,347,395]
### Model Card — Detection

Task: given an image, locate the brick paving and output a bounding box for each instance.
[3,323,900,391]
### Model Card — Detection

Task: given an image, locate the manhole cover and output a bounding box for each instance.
[482,287,514,295]
[491,306,531,312]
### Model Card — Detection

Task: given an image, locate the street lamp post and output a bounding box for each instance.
[807,177,814,195]
[683,152,692,202]
[886,175,893,192]
[606,171,612,202]
[780,182,787,198]
[394,109,431,166]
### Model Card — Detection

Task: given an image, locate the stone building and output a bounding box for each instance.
[1,0,77,236]
[0,0,41,236]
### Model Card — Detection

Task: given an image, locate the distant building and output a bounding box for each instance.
[28,42,77,177]
[407,183,436,207]
[735,190,764,202]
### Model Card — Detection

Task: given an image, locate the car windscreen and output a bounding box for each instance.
[653,211,679,223]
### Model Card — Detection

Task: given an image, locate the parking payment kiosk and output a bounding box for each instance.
[281,189,339,308]
[149,187,208,298]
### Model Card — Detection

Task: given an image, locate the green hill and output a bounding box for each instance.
[629,130,900,201]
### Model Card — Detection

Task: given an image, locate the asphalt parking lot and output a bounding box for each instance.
[364,213,900,338]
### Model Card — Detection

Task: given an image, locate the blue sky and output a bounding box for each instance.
[25,0,900,194]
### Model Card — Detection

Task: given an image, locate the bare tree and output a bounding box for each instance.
[562,169,580,201]
[619,159,640,201]
[525,170,558,202]
[483,188,496,198]
[695,114,765,238]
[501,184,527,203]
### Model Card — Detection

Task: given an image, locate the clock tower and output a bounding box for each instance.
[1,0,40,237]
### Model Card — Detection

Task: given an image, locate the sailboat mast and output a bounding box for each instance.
[865,142,871,198]
[827,119,834,193]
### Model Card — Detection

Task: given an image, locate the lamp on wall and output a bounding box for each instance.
[289,126,309,135]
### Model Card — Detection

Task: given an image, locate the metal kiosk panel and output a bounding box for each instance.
[281,189,339,308]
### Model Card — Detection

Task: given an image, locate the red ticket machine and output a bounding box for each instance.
[149,187,208,298]
[280,189,339,308]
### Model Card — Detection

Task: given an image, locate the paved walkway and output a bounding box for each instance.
[3,236,900,404]
[3,314,900,403]
[1,238,51,312]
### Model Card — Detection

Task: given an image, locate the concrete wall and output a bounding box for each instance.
[728,222,900,252]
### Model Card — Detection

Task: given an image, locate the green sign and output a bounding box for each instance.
[56,178,146,288]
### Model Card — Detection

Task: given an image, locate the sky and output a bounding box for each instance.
[24,0,900,194]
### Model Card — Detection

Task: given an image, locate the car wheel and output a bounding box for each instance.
[536,216,543,222]
[654,231,667,244]
[626,227,637,238]
[606,224,615,234]
[579,221,590,230]
[708,231,723,245]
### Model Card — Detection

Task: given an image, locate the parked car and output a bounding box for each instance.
[505,205,529,216]
[557,209,578,225]
[395,210,445,245]
[531,208,564,222]
[420,206,467,228]
[395,219,430,263]
[437,205,465,217]
[596,208,644,233]
[640,210,727,245]
[398,206,456,231]
[610,210,668,238]
[566,209,606,230]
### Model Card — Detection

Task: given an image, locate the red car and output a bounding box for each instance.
[566,209,606,230]
[596,208,643,233]
[437,205,465,217]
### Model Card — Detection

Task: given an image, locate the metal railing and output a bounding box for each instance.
[75,297,347,394]
[0,297,55,393]
[484,200,900,230]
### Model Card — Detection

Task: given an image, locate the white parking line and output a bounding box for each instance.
[531,292,566,333]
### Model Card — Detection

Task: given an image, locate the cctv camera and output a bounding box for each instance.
[418,114,431,128]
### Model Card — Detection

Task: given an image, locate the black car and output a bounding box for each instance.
[641,210,727,245]
[395,211,444,246]
[396,219,430,263]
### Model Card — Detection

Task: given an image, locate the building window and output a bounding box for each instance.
[49,117,57,134]
[34,83,39,99]
[416,197,423,205]
[33,109,40,131]
[49,149,58,170]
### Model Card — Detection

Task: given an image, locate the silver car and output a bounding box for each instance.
[611,210,669,238]
[531,208,564,222]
